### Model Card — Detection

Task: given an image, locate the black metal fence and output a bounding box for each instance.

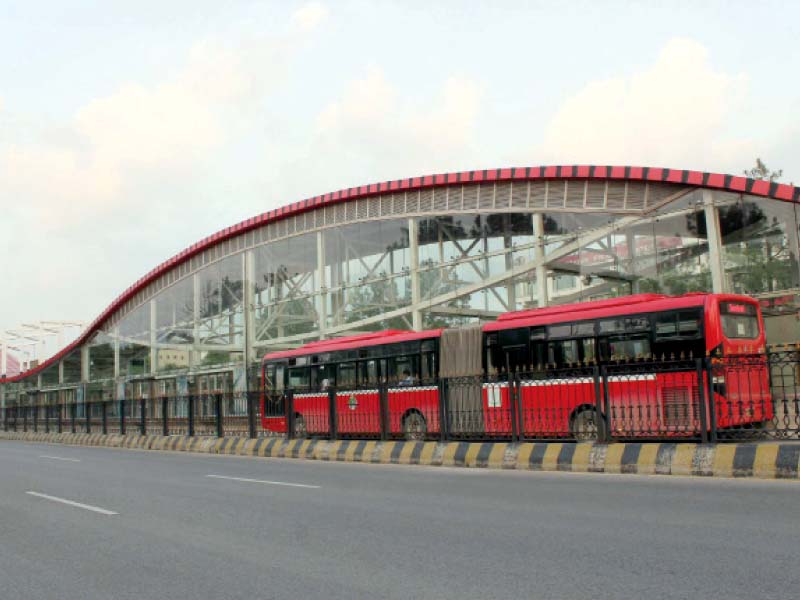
[1,392,262,439]
[3,351,800,443]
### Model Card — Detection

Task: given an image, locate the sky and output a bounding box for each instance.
[1,0,799,350]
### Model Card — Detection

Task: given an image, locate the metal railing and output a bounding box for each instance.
[3,351,800,443]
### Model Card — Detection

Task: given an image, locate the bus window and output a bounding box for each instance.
[317,364,335,390]
[655,310,701,340]
[581,338,596,363]
[548,339,579,366]
[607,334,650,360]
[421,351,436,381]
[288,367,309,389]
[390,355,416,380]
[361,360,378,385]
[338,362,357,387]
[720,302,759,339]
[275,365,285,392]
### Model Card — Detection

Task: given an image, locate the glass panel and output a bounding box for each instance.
[62,350,81,384]
[88,330,114,381]
[253,233,318,341]
[118,303,151,377]
[154,277,194,373]
[720,194,800,295]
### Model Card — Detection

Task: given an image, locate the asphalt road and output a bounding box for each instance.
[0,441,798,600]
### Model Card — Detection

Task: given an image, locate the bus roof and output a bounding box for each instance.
[483,293,757,332]
[262,329,444,362]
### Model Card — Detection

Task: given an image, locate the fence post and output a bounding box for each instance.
[704,358,718,443]
[592,365,608,442]
[71,402,76,433]
[4,403,9,432]
[140,398,146,435]
[120,398,126,435]
[438,378,448,442]
[328,388,337,440]
[102,400,108,435]
[33,402,38,432]
[23,404,28,432]
[85,401,91,433]
[247,391,257,439]
[509,373,520,443]
[162,397,169,436]
[187,394,195,437]
[57,400,62,433]
[285,390,295,440]
[45,403,50,433]
[215,393,223,438]
[597,365,610,442]
[695,358,709,444]
[379,383,389,441]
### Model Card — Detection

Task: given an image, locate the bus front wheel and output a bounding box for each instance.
[402,411,427,441]
[570,408,599,442]
[293,414,307,439]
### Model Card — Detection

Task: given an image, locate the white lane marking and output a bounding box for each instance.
[39,455,81,463]
[25,491,118,515]
[206,474,320,489]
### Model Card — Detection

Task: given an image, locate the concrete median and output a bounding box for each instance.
[2,430,798,480]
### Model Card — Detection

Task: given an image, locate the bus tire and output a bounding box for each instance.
[293,414,307,439]
[569,407,599,441]
[402,411,427,441]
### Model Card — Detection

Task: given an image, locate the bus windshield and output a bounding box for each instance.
[720,302,760,339]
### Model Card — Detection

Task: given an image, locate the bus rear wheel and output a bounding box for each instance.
[403,411,427,441]
[570,408,599,441]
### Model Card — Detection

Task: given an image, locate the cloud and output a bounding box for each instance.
[532,38,752,171]
[291,2,330,33]
[306,66,483,185]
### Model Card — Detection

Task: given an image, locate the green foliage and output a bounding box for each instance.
[743,158,783,182]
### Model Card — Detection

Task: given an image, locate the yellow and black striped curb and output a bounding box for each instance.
[2,431,798,480]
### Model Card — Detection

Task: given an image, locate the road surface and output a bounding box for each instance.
[0,440,797,599]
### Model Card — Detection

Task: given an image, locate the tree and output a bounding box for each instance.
[743,158,783,182]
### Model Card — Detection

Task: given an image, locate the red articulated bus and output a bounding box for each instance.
[482,292,772,438]
[261,330,442,439]
[261,293,772,440]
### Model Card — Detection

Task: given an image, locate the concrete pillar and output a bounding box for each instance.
[703,190,726,293]
[408,218,422,330]
[533,213,549,308]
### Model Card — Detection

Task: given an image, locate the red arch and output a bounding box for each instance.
[4,165,798,383]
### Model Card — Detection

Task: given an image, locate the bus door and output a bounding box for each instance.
[262,362,287,433]
[335,360,381,435]
[289,363,329,436]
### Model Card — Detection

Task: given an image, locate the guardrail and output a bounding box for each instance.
[3,352,800,443]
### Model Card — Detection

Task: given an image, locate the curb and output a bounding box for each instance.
[2,431,798,480]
